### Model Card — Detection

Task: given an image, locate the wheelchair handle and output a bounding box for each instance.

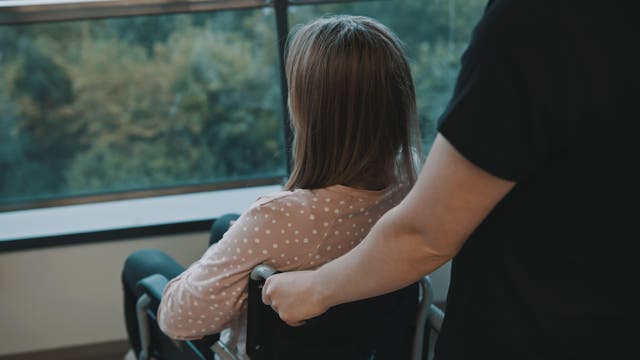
[250,264,278,281]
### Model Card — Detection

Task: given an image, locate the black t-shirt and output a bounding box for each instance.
[436,1,640,359]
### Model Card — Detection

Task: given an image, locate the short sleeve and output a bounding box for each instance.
[438,0,552,181]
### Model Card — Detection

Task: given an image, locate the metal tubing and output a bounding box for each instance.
[136,294,153,360]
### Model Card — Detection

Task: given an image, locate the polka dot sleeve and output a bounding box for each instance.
[157,200,317,340]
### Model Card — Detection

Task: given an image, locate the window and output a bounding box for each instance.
[0,0,484,245]
[289,0,484,150]
[1,3,287,211]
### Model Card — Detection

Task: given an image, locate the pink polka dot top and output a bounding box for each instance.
[158,183,409,358]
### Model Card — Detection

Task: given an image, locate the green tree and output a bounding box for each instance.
[0,0,485,204]
[289,0,484,149]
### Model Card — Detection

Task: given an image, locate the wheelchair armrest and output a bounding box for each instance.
[134,274,170,360]
[135,273,222,359]
[136,273,169,302]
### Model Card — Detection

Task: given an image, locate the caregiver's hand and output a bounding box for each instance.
[261,270,330,327]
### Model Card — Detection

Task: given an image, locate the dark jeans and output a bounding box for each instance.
[122,249,185,355]
[121,213,240,356]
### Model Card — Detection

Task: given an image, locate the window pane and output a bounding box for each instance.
[289,0,484,151]
[0,8,286,206]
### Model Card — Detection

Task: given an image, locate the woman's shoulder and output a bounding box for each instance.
[243,189,327,219]
[251,189,314,208]
[320,183,410,203]
[246,183,409,216]
[246,187,366,218]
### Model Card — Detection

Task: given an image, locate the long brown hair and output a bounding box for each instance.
[284,15,422,191]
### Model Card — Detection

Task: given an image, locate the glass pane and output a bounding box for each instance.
[288,0,485,152]
[0,8,286,205]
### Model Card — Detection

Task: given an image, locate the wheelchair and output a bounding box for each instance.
[132,213,445,360]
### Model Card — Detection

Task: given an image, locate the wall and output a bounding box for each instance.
[0,233,209,356]
[0,234,451,356]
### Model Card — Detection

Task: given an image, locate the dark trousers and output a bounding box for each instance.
[121,249,185,355]
[121,214,239,356]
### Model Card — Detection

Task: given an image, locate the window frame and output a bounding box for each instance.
[0,0,299,212]
[0,0,379,249]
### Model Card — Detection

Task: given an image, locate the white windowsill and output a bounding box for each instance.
[0,184,282,242]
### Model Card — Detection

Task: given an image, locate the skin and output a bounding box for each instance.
[262,133,516,326]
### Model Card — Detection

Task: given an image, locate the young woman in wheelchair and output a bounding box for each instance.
[123,14,422,359]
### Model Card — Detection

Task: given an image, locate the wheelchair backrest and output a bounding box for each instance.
[246,273,419,360]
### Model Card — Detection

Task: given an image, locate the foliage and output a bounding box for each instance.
[0,0,484,203]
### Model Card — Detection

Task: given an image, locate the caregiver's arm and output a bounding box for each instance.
[262,134,516,325]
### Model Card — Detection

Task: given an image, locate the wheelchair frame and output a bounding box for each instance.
[135,265,444,360]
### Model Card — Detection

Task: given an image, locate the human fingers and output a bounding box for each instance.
[262,276,306,326]
[261,276,273,305]
[261,271,329,325]
[285,319,306,327]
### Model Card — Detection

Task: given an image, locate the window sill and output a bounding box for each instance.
[0,184,282,252]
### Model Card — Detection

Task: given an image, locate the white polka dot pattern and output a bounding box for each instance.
[157,184,408,347]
